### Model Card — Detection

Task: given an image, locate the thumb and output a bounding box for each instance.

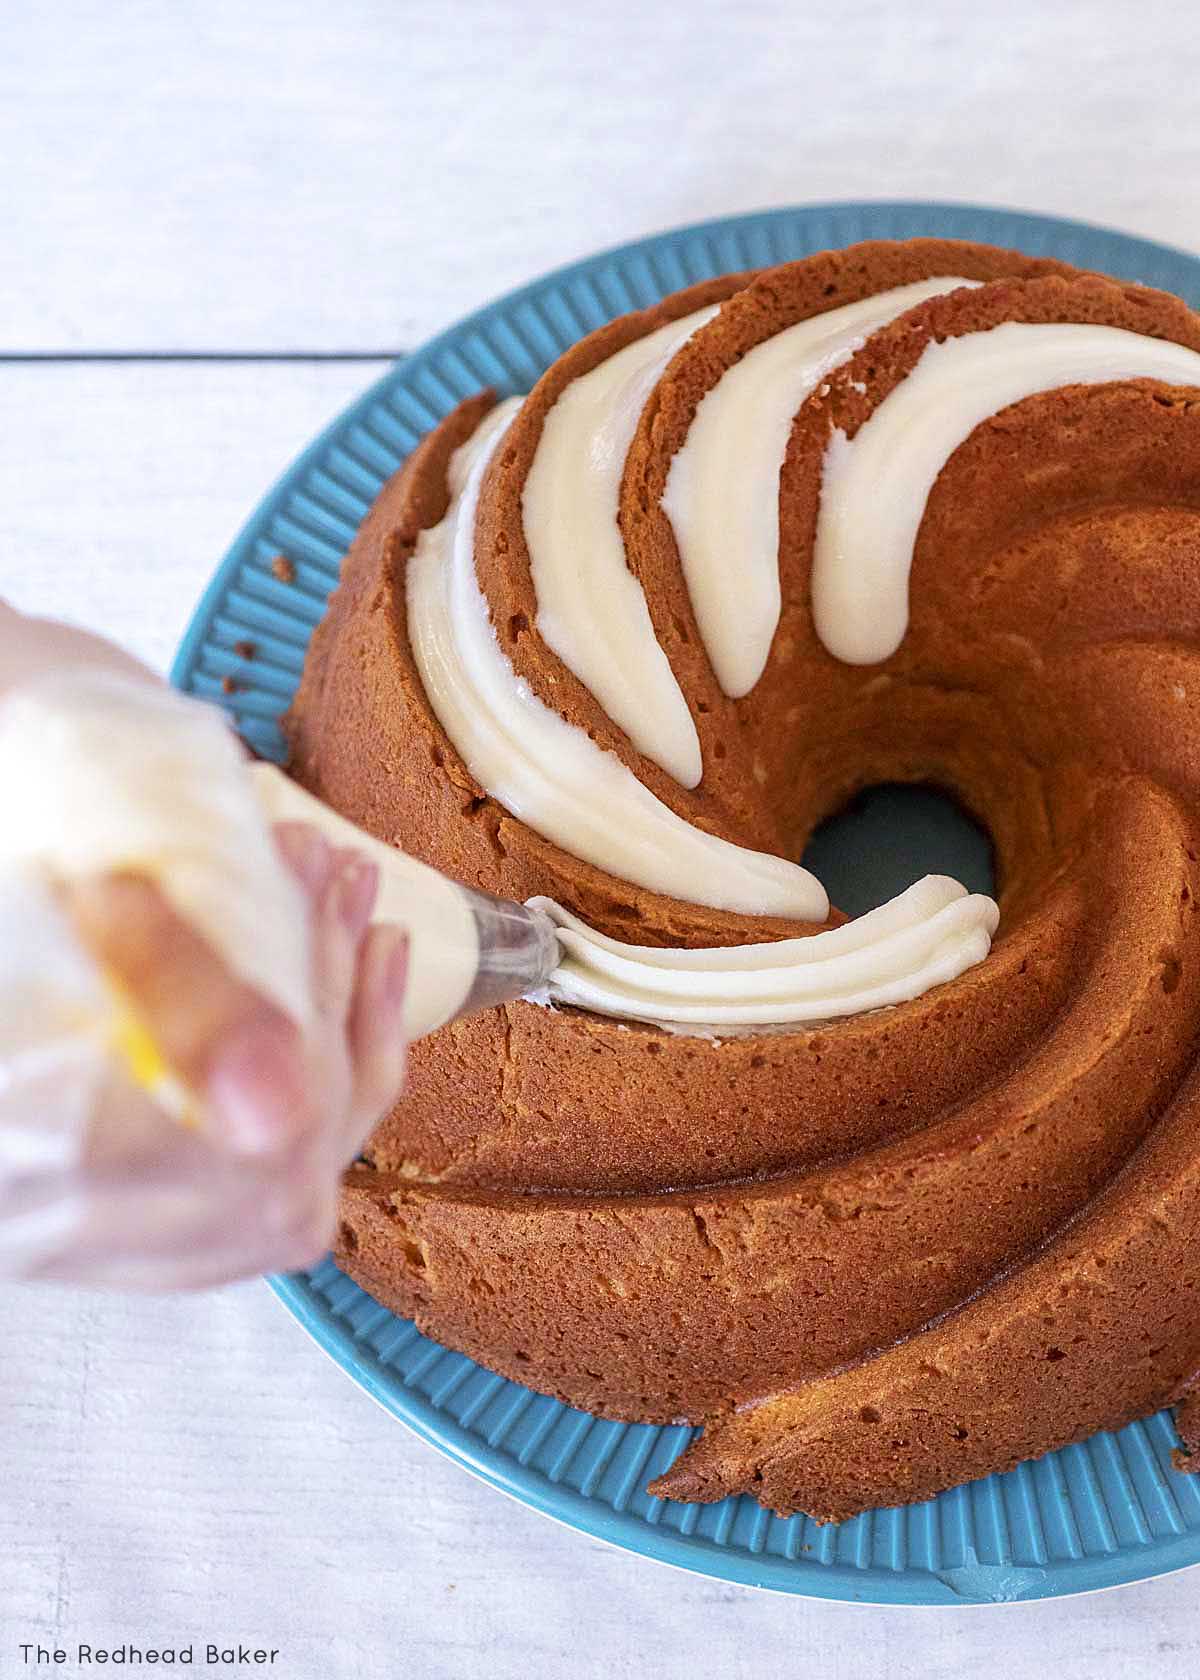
[63,871,308,1155]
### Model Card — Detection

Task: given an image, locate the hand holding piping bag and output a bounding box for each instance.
[0,602,559,1289]
[0,591,983,1290]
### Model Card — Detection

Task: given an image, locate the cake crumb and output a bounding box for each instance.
[271,554,296,584]
[221,674,240,695]
[233,639,257,659]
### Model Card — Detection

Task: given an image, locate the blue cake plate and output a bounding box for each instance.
[171,202,1200,1603]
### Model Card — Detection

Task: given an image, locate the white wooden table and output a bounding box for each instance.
[4,5,1200,1674]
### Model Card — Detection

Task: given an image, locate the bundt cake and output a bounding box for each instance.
[285,237,1200,1521]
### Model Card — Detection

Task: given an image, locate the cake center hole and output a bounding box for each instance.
[800,782,996,918]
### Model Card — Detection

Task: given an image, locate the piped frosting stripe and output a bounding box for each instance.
[533,877,998,1026]
[814,320,1200,664]
[522,306,718,786]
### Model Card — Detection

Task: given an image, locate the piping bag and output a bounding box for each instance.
[0,667,564,1044]
[252,763,563,1037]
[0,668,562,1285]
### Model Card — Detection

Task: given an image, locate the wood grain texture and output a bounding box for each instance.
[0,362,385,671]
[4,0,1200,1669]
[4,0,1200,352]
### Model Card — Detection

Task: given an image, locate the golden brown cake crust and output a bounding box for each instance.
[651,1092,1200,1522]
[285,239,1200,1517]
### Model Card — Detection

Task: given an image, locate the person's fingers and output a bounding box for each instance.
[67,822,398,1191]
[343,924,410,1148]
[204,1014,311,1156]
[309,846,379,1026]
[63,872,307,1156]
[272,821,336,898]
[269,1173,341,1274]
[228,1145,340,1277]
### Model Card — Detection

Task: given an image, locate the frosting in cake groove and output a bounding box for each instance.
[522,305,718,786]
[533,875,998,1027]
[814,320,1200,664]
[661,276,978,695]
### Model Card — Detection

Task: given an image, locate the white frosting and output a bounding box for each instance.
[663,277,978,696]
[407,399,829,921]
[814,320,1200,665]
[532,876,997,1027]
[523,306,718,785]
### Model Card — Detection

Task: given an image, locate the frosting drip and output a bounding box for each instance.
[662,277,978,696]
[407,399,830,921]
[523,306,718,786]
[533,876,998,1027]
[814,320,1200,665]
